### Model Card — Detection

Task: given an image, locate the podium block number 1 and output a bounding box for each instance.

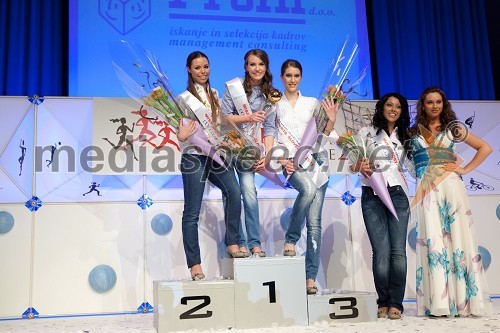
[263,281,276,303]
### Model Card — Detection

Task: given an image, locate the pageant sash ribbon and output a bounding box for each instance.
[225,77,262,148]
[178,91,221,145]
[381,135,409,197]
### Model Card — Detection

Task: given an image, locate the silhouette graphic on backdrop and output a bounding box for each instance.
[18,139,27,176]
[102,117,139,161]
[465,178,494,191]
[131,106,158,147]
[83,182,102,196]
[46,142,62,167]
[155,120,180,151]
[465,111,475,129]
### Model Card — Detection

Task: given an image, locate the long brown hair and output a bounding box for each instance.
[243,49,274,98]
[186,51,220,124]
[410,86,457,136]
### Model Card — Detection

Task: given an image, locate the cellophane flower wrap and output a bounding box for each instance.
[216,115,285,188]
[337,130,399,221]
[314,35,369,133]
[111,40,224,165]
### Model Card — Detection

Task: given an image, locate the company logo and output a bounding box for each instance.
[167,0,306,24]
[99,0,151,35]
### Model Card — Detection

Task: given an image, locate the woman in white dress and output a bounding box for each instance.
[410,86,492,317]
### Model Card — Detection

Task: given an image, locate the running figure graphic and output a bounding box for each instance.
[131,107,158,147]
[83,182,102,196]
[155,120,180,151]
[46,142,61,167]
[102,117,139,161]
[18,139,26,176]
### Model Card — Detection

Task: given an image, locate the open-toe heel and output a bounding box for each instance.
[388,308,401,320]
[226,247,246,258]
[306,286,318,295]
[191,272,205,281]
[251,247,266,257]
[377,307,388,318]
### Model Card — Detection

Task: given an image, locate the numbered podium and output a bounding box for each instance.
[233,256,308,329]
[307,290,377,324]
[154,280,235,332]
[154,257,377,332]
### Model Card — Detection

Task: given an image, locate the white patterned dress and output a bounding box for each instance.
[412,131,491,316]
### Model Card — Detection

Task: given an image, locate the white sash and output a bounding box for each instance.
[178,91,221,145]
[277,118,328,188]
[225,78,262,148]
[381,134,409,197]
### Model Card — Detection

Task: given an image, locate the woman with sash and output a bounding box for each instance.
[410,87,492,317]
[264,59,339,294]
[220,49,276,257]
[350,92,412,319]
[177,51,245,281]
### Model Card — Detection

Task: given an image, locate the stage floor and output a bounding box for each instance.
[1,298,499,333]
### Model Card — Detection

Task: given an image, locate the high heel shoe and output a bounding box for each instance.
[283,243,296,256]
[239,247,251,258]
[226,247,246,258]
[388,308,401,320]
[191,272,205,281]
[377,307,388,318]
[251,247,266,257]
[306,286,318,295]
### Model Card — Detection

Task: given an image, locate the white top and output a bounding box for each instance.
[273,91,329,187]
[357,126,411,196]
[179,83,219,155]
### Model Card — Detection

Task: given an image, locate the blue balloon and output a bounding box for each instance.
[407,227,417,252]
[478,246,491,271]
[496,204,500,220]
[0,211,14,234]
[151,213,173,236]
[280,208,293,232]
[88,265,117,294]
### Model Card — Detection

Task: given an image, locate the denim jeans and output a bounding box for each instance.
[181,154,241,268]
[284,168,328,281]
[361,185,409,312]
[233,160,261,249]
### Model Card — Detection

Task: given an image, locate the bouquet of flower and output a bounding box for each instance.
[337,130,399,221]
[111,40,225,166]
[216,116,285,188]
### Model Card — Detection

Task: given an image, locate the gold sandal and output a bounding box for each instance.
[377,307,388,318]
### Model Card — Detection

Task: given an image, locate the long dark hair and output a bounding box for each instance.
[243,49,273,98]
[410,86,457,136]
[373,92,411,144]
[186,51,220,124]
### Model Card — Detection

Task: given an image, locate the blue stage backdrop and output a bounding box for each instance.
[69,0,373,99]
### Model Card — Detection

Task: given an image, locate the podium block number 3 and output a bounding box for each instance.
[329,297,359,319]
[262,281,276,303]
[179,296,212,319]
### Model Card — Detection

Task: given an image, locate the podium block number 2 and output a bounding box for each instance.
[179,296,212,319]
[329,297,359,319]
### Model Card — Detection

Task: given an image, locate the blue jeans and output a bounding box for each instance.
[284,168,327,281]
[181,154,241,268]
[361,185,409,312]
[233,160,261,249]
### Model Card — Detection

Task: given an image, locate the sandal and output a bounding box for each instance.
[377,307,388,318]
[251,247,266,257]
[388,308,401,320]
[239,247,251,258]
[191,273,205,281]
[226,247,247,258]
[306,286,318,295]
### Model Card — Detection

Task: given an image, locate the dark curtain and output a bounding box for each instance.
[0,0,497,100]
[0,0,68,97]
[366,0,495,100]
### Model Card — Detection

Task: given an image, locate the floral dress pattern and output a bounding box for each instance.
[412,131,491,316]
